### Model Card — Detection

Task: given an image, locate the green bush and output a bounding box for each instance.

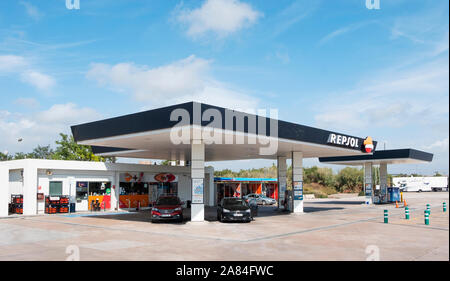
[336,167,364,193]
[304,166,335,187]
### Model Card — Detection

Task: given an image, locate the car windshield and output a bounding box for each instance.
[223,198,247,207]
[156,197,180,205]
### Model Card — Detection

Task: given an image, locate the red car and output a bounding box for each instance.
[151,196,184,223]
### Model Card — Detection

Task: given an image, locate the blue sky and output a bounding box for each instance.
[0,0,448,175]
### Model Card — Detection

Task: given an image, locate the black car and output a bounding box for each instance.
[217,197,252,222]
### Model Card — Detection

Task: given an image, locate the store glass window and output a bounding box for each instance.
[49,181,63,196]
[119,182,148,195]
[89,182,111,196]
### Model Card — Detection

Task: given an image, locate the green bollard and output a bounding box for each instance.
[405,206,410,220]
[426,204,430,214]
[384,209,388,223]
[424,210,429,225]
[444,202,447,212]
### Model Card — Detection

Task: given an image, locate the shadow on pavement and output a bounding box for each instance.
[308,200,365,205]
[304,206,344,212]
[83,204,346,223]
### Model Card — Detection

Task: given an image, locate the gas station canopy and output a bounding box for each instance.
[71,102,377,161]
[318,148,433,166]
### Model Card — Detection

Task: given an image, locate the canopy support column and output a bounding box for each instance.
[191,139,205,222]
[292,152,303,213]
[364,162,373,205]
[380,163,388,204]
[277,156,287,210]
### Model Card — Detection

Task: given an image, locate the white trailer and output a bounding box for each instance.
[393,176,448,192]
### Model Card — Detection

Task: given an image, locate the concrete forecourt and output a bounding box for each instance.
[0,192,447,261]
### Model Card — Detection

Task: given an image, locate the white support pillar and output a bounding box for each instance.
[277,156,287,210]
[112,171,120,211]
[191,140,205,222]
[364,162,373,205]
[207,168,215,206]
[292,152,303,213]
[0,166,9,217]
[23,163,38,215]
[379,163,388,204]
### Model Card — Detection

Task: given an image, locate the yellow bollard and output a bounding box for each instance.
[400,192,403,202]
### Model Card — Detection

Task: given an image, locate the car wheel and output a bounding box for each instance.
[418,190,422,193]
[262,200,267,206]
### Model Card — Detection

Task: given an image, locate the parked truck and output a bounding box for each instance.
[393,176,448,192]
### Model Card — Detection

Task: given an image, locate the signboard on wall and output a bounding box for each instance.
[365,183,373,197]
[37,193,44,201]
[192,179,204,204]
[293,181,303,200]
[119,173,178,183]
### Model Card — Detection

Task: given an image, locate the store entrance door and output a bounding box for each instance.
[76,182,89,211]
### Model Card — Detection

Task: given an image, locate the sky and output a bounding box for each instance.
[0,0,448,175]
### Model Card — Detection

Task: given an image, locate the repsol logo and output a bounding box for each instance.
[327,133,359,148]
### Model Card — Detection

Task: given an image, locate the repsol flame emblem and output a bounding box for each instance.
[363,137,374,153]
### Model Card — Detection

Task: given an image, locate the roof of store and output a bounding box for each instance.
[214,177,277,182]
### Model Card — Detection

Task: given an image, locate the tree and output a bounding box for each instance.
[0,152,12,161]
[52,133,115,163]
[29,145,54,159]
[12,152,28,159]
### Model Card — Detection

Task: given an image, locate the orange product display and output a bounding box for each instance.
[119,195,149,209]
[45,206,58,214]
[88,195,111,210]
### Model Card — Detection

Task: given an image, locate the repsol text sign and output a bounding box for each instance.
[327,133,360,149]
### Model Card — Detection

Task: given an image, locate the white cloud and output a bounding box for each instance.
[20,70,56,91]
[314,58,449,131]
[20,1,42,21]
[175,0,262,38]
[0,54,55,91]
[389,7,448,48]
[87,55,259,109]
[318,21,375,46]
[271,0,319,37]
[14,97,39,109]
[0,103,102,153]
[0,55,28,72]
[424,138,449,151]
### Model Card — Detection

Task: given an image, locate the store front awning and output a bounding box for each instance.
[214,177,278,182]
[71,102,377,161]
[318,149,433,166]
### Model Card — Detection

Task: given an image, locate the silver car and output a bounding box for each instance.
[243,193,276,205]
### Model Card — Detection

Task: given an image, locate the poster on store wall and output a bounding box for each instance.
[365,183,372,197]
[192,179,204,204]
[293,181,303,200]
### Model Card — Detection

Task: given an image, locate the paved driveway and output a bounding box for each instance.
[0,192,447,260]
